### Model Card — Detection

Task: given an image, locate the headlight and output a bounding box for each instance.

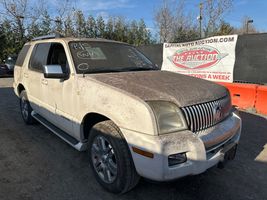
[147,101,188,135]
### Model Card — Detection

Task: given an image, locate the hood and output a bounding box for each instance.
[88,70,228,107]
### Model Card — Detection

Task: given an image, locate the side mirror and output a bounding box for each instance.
[43,65,68,79]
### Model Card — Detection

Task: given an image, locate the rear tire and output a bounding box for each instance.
[88,120,140,194]
[19,90,35,125]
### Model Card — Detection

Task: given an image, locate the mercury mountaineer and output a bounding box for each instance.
[13,34,241,194]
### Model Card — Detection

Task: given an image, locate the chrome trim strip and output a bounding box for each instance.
[205,130,237,153]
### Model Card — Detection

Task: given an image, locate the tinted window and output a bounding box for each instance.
[69,41,157,74]
[47,43,68,73]
[15,45,30,67]
[29,43,51,72]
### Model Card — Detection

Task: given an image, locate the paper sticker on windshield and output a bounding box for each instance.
[77,47,106,60]
[77,63,89,71]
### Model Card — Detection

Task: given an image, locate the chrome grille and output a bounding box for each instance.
[181,97,231,133]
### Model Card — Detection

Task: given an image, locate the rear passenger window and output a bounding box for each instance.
[15,45,30,67]
[29,43,51,72]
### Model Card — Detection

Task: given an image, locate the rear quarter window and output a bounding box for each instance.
[15,45,31,67]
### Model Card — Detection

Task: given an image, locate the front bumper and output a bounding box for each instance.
[121,112,241,181]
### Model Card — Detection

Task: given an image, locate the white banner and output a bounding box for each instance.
[162,35,238,82]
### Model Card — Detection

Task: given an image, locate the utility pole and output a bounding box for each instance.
[198,2,203,38]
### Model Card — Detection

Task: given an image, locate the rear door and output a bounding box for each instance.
[27,43,52,120]
[14,44,31,91]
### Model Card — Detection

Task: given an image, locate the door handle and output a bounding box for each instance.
[24,73,28,78]
[41,79,48,85]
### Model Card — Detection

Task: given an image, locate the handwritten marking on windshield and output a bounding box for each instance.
[77,63,89,71]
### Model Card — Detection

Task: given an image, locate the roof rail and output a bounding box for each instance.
[32,33,64,41]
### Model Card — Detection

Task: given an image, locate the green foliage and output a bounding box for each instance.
[172,27,199,43]
[127,20,138,44]
[96,16,105,38]
[87,15,97,38]
[74,10,87,37]
[113,17,127,42]
[64,15,74,37]
[40,11,52,36]
[137,19,151,45]
[0,24,7,61]
[28,19,42,39]
[0,20,21,61]
[0,8,155,59]
[216,21,234,36]
[105,17,114,40]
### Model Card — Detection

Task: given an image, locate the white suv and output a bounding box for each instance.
[13,34,241,193]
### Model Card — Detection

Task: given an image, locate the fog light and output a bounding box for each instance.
[168,153,187,166]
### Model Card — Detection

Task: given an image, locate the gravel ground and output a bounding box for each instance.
[0,77,267,200]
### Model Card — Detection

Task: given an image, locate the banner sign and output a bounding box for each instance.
[162,35,238,82]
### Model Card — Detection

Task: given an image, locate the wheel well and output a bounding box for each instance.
[17,84,25,95]
[82,113,109,140]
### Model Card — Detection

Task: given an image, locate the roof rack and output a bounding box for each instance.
[32,33,64,41]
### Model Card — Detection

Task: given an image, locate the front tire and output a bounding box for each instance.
[88,120,140,194]
[19,90,35,125]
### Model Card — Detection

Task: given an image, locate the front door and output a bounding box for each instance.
[44,43,75,136]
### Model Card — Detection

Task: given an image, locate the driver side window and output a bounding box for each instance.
[47,43,69,73]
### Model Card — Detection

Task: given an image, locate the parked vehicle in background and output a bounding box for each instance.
[0,64,9,76]
[13,34,241,194]
[2,55,17,75]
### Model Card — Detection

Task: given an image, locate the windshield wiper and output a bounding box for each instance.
[81,67,157,75]
[82,69,123,74]
[123,67,157,72]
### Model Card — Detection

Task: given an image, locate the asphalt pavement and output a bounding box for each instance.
[0,77,266,200]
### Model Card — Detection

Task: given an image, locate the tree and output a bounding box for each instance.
[28,17,42,39]
[137,19,151,45]
[232,16,258,35]
[202,0,233,37]
[96,15,105,38]
[154,0,198,43]
[74,10,87,37]
[39,10,51,35]
[0,0,154,59]
[173,27,199,43]
[105,16,114,40]
[0,23,7,61]
[127,20,138,44]
[64,15,74,37]
[87,15,97,38]
[216,21,234,35]
[0,0,28,48]
[114,17,127,42]
[54,17,63,34]
[51,0,71,34]
[154,0,174,43]
[0,19,17,59]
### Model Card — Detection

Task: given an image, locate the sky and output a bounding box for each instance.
[1,0,267,34]
[60,0,267,33]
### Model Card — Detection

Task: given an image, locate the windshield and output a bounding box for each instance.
[68,41,158,74]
